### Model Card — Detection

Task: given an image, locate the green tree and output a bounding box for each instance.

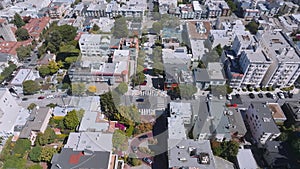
[65,56,78,64]
[22,80,40,95]
[35,127,56,146]
[92,24,100,32]
[27,103,37,111]
[48,60,63,74]
[132,72,146,86]
[291,138,300,157]
[112,130,128,151]
[46,30,62,51]
[246,21,259,35]
[116,82,128,94]
[15,28,30,41]
[152,22,163,34]
[71,83,86,96]
[0,63,17,82]
[127,153,142,166]
[211,141,239,162]
[3,156,26,169]
[63,109,84,130]
[16,45,31,61]
[13,139,31,156]
[178,84,197,99]
[38,65,51,77]
[28,164,43,169]
[13,13,25,28]
[112,16,128,38]
[57,25,77,42]
[29,146,42,162]
[215,44,223,56]
[40,147,56,162]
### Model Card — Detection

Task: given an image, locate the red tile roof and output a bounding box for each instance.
[0,39,32,55]
[23,17,50,40]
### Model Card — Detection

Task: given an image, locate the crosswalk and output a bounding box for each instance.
[140,90,165,96]
[139,109,155,115]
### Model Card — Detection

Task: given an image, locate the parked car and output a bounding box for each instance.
[46,95,54,99]
[272,93,277,99]
[22,97,28,101]
[258,93,263,98]
[235,94,240,98]
[288,92,293,98]
[226,94,232,100]
[131,146,138,153]
[277,92,285,99]
[38,96,45,99]
[283,92,289,98]
[140,81,147,86]
[266,92,272,98]
[136,98,144,102]
[249,93,255,99]
[142,157,153,165]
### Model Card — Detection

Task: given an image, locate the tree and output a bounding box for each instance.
[29,146,42,162]
[13,139,31,156]
[211,140,239,162]
[38,65,51,77]
[152,22,163,34]
[27,103,37,111]
[40,147,56,162]
[92,24,100,32]
[246,21,259,35]
[46,30,62,51]
[132,72,146,86]
[16,45,31,61]
[71,83,86,96]
[112,16,128,38]
[112,130,128,151]
[57,25,77,42]
[65,56,78,64]
[215,44,223,56]
[35,127,56,146]
[22,80,40,95]
[178,84,197,99]
[48,60,63,74]
[116,82,128,94]
[15,28,30,41]
[63,109,84,130]
[127,153,142,166]
[13,13,25,28]
[3,156,26,169]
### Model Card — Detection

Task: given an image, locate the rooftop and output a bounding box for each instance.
[267,103,287,120]
[236,149,258,169]
[10,69,33,86]
[79,111,109,132]
[168,116,186,140]
[65,132,113,152]
[23,17,50,39]
[168,139,216,169]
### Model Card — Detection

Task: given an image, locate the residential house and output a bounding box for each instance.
[18,107,52,144]
[48,2,69,19]
[245,102,281,145]
[64,132,113,152]
[169,102,192,125]
[0,18,16,41]
[263,141,290,169]
[236,148,258,169]
[179,4,194,19]
[281,101,300,126]
[0,52,9,74]
[37,52,56,66]
[0,88,22,138]
[168,139,216,169]
[22,17,50,41]
[267,103,287,123]
[192,1,202,19]
[193,62,226,90]
[51,148,124,169]
[10,68,38,87]
[280,1,299,15]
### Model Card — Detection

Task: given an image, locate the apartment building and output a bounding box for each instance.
[0,18,16,42]
[259,31,300,88]
[245,102,281,145]
[280,2,299,15]
[79,34,111,58]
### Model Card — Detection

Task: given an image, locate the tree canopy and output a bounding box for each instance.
[112,130,128,151]
[211,141,239,162]
[112,16,128,38]
[178,84,197,99]
[246,21,259,35]
[35,127,56,146]
[13,139,31,156]
[13,13,25,28]
[40,147,57,162]
[22,80,40,95]
[27,103,37,110]
[92,24,100,32]
[29,146,42,162]
[16,45,31,61]
[15,28,30,41]
[152,22,163,34]
[63,109,84,130]
[71,83,86,96]
[115,82,128,94]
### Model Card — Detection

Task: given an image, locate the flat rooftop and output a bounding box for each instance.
[267,103,287,120]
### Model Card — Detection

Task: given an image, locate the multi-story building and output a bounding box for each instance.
[259,31,300,88]
[206,2,222,18]
[0,18,16,41]
[0,88,22,138]
[79,34,111,58]
[179,4,194,19]
[245,102,281,145]
[192,1,202,19]
[169,102,192,125]
[280,2,299,15]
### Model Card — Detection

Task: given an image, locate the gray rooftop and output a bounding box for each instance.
[51,148,111,169]
[226,108,247,136]
[168,116,186,140]
[79,111,109,132]
[168,139,216,169]
[19,107,51,139]
[64,132,113,152]
[249,102,280,134]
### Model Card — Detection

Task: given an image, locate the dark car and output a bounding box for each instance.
[266,92,272,98]
[249,93,255,99]
[138,134,148,140]
[283,92,289,98]
[131,146,138,153]
[38,96,45,99]
[140,81,147,86]
[235,94,240,98]
[288,92,293,98]
[22,97,28,101]
[142,157,153,165]
[136,98,144,102]
[258,93,263,98]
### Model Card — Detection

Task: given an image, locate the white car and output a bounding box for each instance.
[46,95,54,99]
[278,92,285,99]
[226,94,232,100]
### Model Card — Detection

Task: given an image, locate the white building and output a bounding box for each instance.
[79,34,111,58]
[245,102,281,145]
[10,69,38,87]
[236,148,258,169]
[0,88,22,138]
[169,102,192,125]
[0,18,16,42]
